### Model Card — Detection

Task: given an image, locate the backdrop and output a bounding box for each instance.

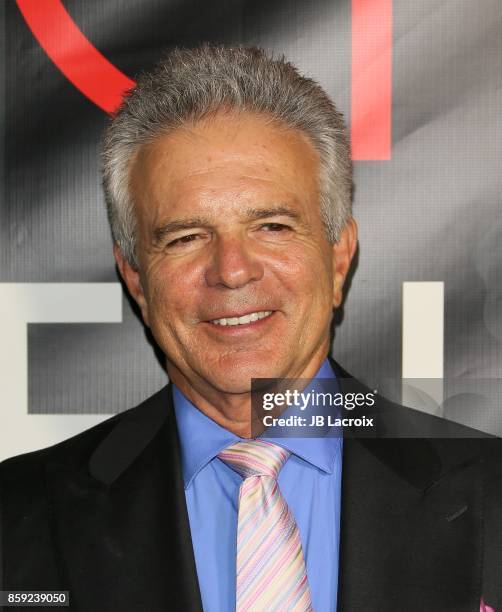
[1,0,501,460]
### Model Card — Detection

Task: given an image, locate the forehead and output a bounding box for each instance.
[129,111,320,218]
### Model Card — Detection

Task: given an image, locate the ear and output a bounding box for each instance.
[332,218,358,308]
[113,244,150,327]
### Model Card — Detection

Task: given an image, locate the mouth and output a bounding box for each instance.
[207,310,275,327]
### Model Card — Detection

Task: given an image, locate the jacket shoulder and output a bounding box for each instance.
[0,385,170,488]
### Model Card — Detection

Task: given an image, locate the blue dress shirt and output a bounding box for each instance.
[173,359,343,611]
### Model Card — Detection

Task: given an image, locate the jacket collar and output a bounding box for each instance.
[88,385,170,486]
[86,358,481,491]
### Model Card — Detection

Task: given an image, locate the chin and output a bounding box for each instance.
[205,357,285,393]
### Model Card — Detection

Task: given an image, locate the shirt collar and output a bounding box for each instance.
[173,358,341,489]
[265,359,342,475]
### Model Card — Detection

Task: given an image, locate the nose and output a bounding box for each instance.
[205,235,264,289]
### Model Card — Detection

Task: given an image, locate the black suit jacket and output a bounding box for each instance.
[1,362,502,611]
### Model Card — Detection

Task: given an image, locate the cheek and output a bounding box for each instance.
[145,259,203,321]
[270,247,333,301]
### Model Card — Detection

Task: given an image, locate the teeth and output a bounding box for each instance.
[211,310,273,326]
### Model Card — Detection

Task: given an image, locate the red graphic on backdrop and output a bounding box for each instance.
[16,0,134,113]
[16,0,392,159]
[351,0,392,160]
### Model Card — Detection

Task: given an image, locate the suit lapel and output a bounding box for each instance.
[332,358,485,612]
[46,385,203,612]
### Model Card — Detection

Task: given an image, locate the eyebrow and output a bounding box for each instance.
[152,205,301,244]
[244,206,301,222]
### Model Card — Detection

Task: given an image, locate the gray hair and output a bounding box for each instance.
[102,44,352,268]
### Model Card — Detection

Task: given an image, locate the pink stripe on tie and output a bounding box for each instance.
[480,598,495,612]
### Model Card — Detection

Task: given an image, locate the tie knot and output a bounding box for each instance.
[218,440,290,479]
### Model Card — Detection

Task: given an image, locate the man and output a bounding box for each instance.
[1,45,501,612]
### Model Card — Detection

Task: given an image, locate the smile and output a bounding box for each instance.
[209,310,273,326]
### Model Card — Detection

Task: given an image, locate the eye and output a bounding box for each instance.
[260,222,292,232]
[167,233,201,248]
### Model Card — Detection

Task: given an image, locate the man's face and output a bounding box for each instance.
[119,111,356,399]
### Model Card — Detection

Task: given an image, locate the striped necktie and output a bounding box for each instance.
[218,439,313,611]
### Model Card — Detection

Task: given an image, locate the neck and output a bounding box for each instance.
[167,351,329,438]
